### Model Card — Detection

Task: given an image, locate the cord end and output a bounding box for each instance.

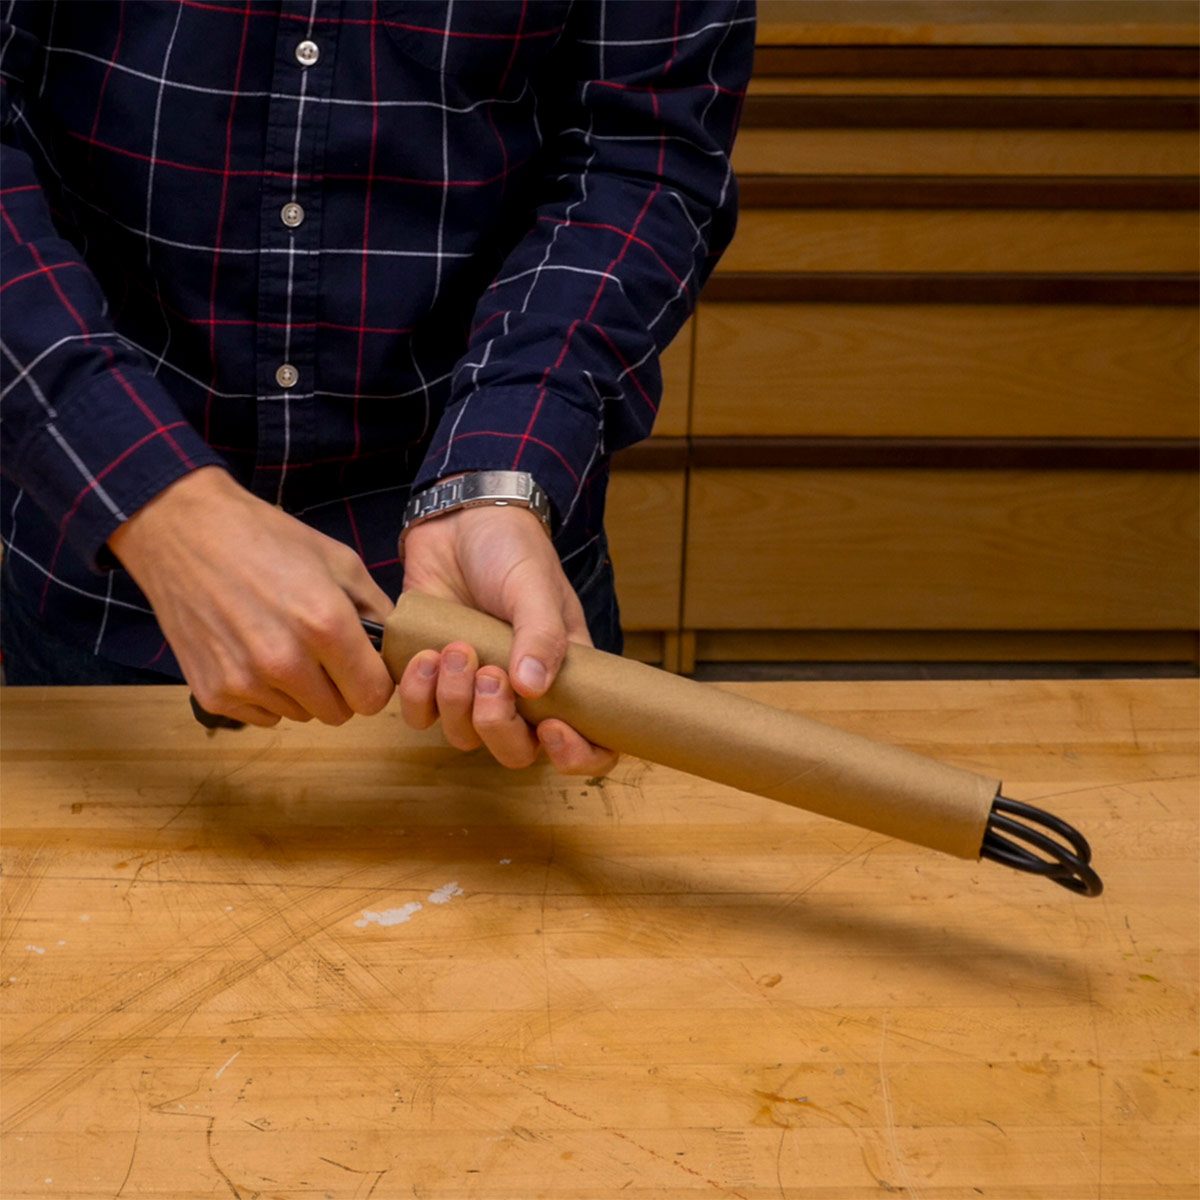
[981,794,1103,897]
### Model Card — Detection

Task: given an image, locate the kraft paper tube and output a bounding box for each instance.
[383,592,1000,860]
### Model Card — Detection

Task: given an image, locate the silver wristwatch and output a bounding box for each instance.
[401,470,552,542]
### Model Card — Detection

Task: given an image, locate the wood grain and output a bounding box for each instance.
[1,680,1196,1198]
[693,629,1200,664]
[603,470,685,633]
[748,77,1200,96]
[740,94,1200,130]
[692,303,1199,438]
[684,469,1199,630]
[755,0,1200,46]
[718,209,1199,274]
[752,45,1200,77]
[619,630,665,664]
[738,175,1200,209]
[687,438,1198,472]
[701,272,1199,305]
[654,318,692,440]
[732,129,1199,177]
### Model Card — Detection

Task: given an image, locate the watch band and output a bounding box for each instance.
[401,471,552,541]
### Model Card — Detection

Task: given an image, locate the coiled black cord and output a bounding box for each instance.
[981,794,1103,897]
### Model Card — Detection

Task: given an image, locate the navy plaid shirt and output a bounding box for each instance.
[0,1,751,675]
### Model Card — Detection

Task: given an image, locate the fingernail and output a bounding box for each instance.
[416,655,438,679]
[475,673,501,696]
[443,649,468,673]
[541,726,564,749]
[516,656,547,693]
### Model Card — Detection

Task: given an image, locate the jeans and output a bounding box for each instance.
[0,533,623,685]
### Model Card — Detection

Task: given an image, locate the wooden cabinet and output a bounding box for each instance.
[607,1,1199,667]
[693,303,1198,439]
[720,209,1198,274]
[606,471,685,634]
[685,468,1198,631]
[733,127,1200,178]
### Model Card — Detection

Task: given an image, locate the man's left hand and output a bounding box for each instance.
[397,505,618,776]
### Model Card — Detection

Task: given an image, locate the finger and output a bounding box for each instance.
[506,578,569,700]
[399,651,440,730]
[192,673,298,727]
[472,668,539,769]
[257,685,314,724]
[220,663,324,724]
[307,594,396,716]
[221,702,283,729]
[537,719,619,777]
[244,636,355,725]
[436,641,482,751]
[271,661,356,726]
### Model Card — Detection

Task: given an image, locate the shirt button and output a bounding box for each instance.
[295,39,320,67]
[280,201,305,228]
[275,363,299,389]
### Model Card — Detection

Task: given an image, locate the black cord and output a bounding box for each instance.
[981,794,1103,897]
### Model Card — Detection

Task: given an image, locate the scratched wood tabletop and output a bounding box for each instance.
[1,679,1196,1199]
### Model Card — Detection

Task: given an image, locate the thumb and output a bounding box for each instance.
[506,575,569,700]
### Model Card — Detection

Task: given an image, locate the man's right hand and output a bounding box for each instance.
[108,467,396,727]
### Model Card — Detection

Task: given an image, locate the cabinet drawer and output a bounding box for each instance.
[693,303,1199,438]
[685,468,1198,630]
[732,129,1200,177]
[654,318,692,439]
[605,471,685,632]
[719,209,1198,274]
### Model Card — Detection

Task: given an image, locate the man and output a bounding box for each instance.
[0,1,752,771]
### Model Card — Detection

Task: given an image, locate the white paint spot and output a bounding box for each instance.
[214,1050,241,1079]
[79,914,91,922]
[355,903,423,929]
[56,940,66,947]
[499,858,512,865]
[25,945,45,955]
[224,906,234,912]
[427,881,463,905]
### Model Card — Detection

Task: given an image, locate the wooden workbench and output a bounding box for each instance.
[1,680,1196,1199]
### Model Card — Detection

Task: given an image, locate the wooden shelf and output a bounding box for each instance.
[756,1,1200,47]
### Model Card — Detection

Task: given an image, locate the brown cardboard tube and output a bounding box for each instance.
[383,592,1000,860]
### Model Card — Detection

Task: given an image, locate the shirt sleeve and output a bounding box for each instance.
[414,0,754,535]
[0,10,225,572]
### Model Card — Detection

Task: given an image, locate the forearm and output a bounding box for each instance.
[1,146,224,569]
[414,1,754,532]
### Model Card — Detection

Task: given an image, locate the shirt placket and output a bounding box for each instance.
[252,3,339,508]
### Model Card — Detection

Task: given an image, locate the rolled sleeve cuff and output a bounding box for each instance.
[414,387,601,537]
[15,372,226,572]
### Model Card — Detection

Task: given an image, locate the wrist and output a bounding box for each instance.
[401,470,551,557]
[107,466,238,567]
